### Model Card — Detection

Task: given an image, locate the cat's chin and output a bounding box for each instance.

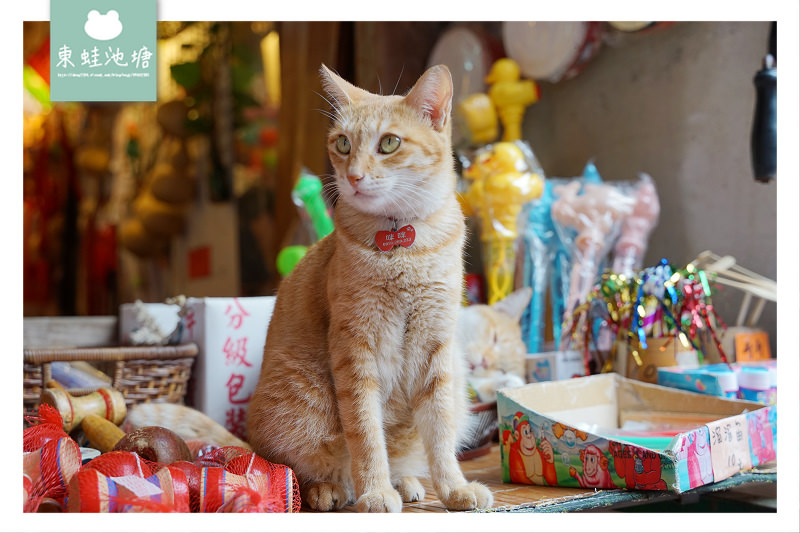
[341,194,391,219]
[342,196,423,222]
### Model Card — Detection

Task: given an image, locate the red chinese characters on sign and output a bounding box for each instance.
[223,336,252,367]
[222,299,255,435]
[226,407,248,440]
[225,373,251,405]
[184,310,196,340]
[225,298,251,330]
[223,300,254,412]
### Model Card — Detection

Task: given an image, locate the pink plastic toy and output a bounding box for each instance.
[551,180,635,347]
[612,175,660,276]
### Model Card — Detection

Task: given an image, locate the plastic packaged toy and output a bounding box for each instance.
[459,141,544,305]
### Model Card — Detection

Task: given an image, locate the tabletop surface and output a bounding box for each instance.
[329,444,777,513]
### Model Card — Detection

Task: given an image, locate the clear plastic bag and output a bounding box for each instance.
[458,140,545,305]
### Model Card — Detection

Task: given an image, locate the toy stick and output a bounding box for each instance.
[39,386,127,433]
[612,174,660,277]
[81,413,126,453]
[552,181,634,348]
[464,142,543,304]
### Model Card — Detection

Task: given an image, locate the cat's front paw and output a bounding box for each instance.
[304,481,350,511]
[496,373,526,390]
[356,487,403,513]
[438,481,493,511]
[393,476,425,503]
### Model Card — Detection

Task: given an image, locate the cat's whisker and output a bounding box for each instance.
[392,65,405,96]
[387,182,426,205]
[314,91,348,123]
[385,188,421,209]
[315,108,338,123]
[314,90,337,110]
[321,181,341,206]
[386,188,423,220]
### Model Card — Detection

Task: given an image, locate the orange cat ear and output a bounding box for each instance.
[319,64,371,109]
[403,64,453,131]
[492,287,533,322]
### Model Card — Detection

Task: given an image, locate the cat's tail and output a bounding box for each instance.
[123,403,252,451]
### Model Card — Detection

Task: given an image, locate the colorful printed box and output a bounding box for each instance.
[657,360,777,404]
[497,373,776,493]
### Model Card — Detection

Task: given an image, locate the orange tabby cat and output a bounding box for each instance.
[246,64,493,512]
[459,287,532,403]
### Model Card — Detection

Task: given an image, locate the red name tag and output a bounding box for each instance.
[375,225,416,252]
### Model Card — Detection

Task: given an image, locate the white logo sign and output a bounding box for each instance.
[84,9,123,41]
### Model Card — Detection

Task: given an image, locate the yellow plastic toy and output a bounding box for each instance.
[457,93,499,145]
[485,58,540,142]
[462,142,543,304]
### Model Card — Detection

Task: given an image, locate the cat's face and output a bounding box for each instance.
[457,287,532,379]
[461,305,527,378]
[320,65,455,221]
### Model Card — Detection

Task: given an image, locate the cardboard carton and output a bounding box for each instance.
[497,373,776,492]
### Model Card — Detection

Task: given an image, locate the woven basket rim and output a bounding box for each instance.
[23,343,199,364]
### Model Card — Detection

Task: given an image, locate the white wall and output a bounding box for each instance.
[522,22,777,356]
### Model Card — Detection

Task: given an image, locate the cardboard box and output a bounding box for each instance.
[657,364,739,399]
[497,373,776,493]
[120,297,277,440]
[525,350,585,383]
[658,360,777,404]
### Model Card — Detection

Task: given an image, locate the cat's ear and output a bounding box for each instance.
[492,287,533,323]
[403,64,453,131]
[319,64,371,109]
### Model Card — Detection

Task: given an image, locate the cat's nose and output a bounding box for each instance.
[347,174,363,188]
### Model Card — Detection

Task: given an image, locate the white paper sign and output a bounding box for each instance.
[707,413,752,481]
[180,296,276,440]
[119,296,277,441]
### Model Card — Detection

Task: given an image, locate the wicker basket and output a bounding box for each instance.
[23,344,198,413]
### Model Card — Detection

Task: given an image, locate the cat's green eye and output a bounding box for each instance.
[379,135,401,154]
[335,135,351,155]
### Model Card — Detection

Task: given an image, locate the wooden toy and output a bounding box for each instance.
[81,413,126,453]
[39,385,126,433]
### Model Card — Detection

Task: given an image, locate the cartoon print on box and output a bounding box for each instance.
[552,422,588,448]
[505,412,557,485]
[531,359,552,382]
[500,410,627,488]
[674,427,713,490]
[568,444,616,489]
[608,441,668,490]
[748,406,776,466]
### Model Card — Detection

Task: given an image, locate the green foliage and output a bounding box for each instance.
[170,61,202,90]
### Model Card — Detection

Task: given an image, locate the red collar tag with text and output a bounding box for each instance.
[375,224,416,252]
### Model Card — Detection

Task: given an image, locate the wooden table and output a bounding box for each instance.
[334,444,603,513]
